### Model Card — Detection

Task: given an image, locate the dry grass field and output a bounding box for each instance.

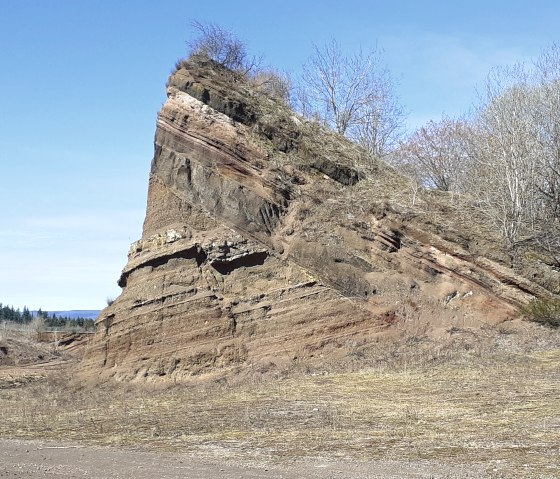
[1,321,559,478]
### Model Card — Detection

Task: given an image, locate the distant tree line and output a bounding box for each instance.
[0,303,33,323]
[0,303,95,331]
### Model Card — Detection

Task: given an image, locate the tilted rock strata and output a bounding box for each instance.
[80,57,560,381]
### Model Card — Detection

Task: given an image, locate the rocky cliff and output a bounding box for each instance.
[80,56,560,381]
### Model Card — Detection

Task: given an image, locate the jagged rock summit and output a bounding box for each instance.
[81,56,559,381]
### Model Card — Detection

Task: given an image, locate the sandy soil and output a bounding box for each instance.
[0,438,487,479]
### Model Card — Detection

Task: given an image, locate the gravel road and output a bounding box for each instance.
[0,438,491,478]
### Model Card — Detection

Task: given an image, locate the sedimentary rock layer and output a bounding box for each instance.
[80,57,560,381]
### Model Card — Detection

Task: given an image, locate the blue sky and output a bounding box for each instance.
[1,1,558,310]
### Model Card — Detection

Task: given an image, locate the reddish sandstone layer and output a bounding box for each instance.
[80,57,559,381]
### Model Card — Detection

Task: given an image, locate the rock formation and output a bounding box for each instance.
[80,56,560,381]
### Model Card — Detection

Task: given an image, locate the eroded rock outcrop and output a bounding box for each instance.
[80,56,560,381]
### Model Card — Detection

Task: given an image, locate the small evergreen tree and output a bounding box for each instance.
[22,307,32,323]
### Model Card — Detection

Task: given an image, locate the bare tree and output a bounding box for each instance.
[469,68,542,246]
[531,44,560,261]
[392,116,473,192]
[353,82,405,158]
[390,43,560,253]
[457,49,560,253]
[533,45,560,217]
[299,39,404,158]
[251,69,292,104]
[186,21,260,75]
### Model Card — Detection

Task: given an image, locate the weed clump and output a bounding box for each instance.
[520,297,560,328]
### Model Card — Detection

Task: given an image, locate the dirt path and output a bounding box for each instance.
[0,439,488,479]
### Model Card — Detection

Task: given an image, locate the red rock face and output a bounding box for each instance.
[79,57,559,382]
